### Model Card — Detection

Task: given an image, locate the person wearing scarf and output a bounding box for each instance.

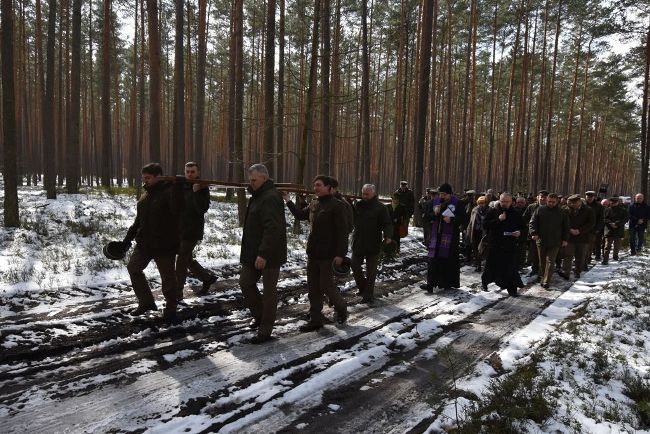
[422,183,465,292]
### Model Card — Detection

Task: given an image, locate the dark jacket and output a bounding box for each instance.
[387,202,410,239]
[483,205,524,252]
[604,204,628,238]
[125,181,184,256]
[522,202,541,240]
[565,203,595,243]
[394,188,415,216]
[352,197,393,256]
[334,191,355,235]
[628,202,650,230]
[529,205,570,248]
[288,194,349,260]
[240,179,288,268]
[180,183,210,241]
[586,199,605,233]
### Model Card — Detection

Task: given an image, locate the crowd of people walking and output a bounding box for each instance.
[114,161,650,344]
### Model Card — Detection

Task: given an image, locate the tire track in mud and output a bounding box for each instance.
[0,246,428,407]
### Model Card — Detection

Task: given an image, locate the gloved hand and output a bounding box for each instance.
[120,240,133,251]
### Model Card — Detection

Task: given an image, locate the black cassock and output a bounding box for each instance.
[481,205,524,293]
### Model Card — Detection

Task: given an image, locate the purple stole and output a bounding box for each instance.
[428,196,459,258]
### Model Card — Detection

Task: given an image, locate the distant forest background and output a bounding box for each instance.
[2,0,650,227]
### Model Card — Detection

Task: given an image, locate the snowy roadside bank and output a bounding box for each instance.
[426,257,650,433]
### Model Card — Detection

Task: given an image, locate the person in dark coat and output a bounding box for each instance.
[351,184,393,303]
[513,196,529,270]
[123,163,184,321]
[422,183,466,292]
[585,191,604,263]
[418,188,436,247]
[239,164,288,344]
[529,193,570,289]
[394,181,415,222]
[481,193,524,296]
[330,177,355,237]
[602,196,628,264]
[465,195,488,271]
[628,193,649,255]
[387,195,410,252]
[285,175,349,332]
[176,162,216,300]
[559,195,595,279]
[522,190,548,277]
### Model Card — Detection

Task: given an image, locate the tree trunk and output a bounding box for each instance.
[320,0,331,174]
[642,19,650,197]
[360,0,370,182]
[2,0,19,225]
[486,0,498,189]
[173,0,184,172]
[574,40,592,194]
[503,3,522,191]
[562,24,583,194]
[147,0,161,163]
[542,0,562,189]
[66,0,81,193]
[413,0,433,223]
[100,0,112,186]
[298,0,320,185]
[276,0,286,181]
[44,0,57,198]
[195,0,207,166]
[263,0,276,173]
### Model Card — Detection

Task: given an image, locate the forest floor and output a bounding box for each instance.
[0,185,649,433]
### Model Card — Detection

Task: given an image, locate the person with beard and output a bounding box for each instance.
[175,162,216,300]
[123,163,184,321]
[480,193,525,296]
[284,175,349,331]
[421,183,466,292]
[529,193,570,289]
[350,184,393,303]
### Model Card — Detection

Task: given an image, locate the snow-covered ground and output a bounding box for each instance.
[1,184,649,433]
